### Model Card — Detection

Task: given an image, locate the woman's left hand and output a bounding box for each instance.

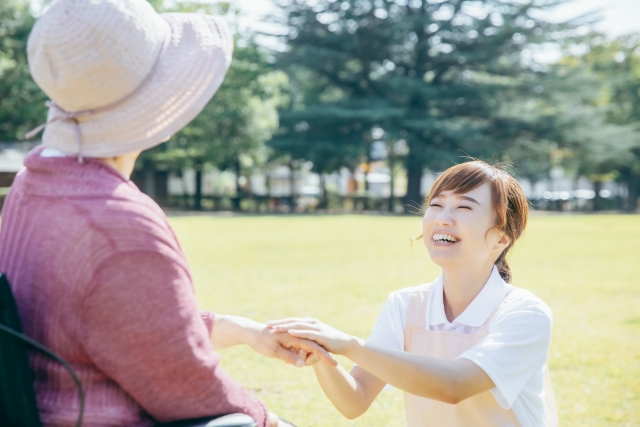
[266,318,357,357]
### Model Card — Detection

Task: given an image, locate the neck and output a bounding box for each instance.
[97,151,141,180]
[441,262,494,322]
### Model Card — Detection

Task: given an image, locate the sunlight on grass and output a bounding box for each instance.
[169,214,640,427]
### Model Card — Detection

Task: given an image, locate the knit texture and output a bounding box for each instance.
[0,147,267,427]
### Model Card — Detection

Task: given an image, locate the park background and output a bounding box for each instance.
[1,0,639,426]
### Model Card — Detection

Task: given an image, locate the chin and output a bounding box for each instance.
[427,250,459,267]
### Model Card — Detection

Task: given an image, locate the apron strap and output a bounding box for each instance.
[406,284,431,329]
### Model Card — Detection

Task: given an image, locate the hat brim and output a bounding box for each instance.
[41,13,233,158]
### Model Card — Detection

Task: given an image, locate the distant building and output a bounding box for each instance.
[0,143,33,187]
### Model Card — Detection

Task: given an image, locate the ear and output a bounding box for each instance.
[495,232,511,252]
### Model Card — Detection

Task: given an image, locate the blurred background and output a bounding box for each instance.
[1,0,639,214]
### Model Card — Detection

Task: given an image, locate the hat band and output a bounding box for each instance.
[25,29,170,163]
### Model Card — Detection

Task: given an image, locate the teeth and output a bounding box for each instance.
[432,233,458,243]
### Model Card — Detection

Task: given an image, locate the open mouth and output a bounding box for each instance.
[432,233,459,244]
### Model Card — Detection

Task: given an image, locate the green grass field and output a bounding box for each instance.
[169,214,640,427]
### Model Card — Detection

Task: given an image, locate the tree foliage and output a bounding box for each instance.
[560,33,640,211]
[140,1,288,208]
[0,0,47,142]
[270,0,583,205]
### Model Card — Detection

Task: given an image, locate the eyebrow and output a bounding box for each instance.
[432,194,480,205]
[459,195,480,205]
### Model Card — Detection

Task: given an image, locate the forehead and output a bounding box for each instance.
[433,182,491,199]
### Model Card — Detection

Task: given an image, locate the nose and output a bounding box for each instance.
[434,207,454,227]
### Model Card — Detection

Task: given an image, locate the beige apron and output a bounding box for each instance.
[403,285,558,427]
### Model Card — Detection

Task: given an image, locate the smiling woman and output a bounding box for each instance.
[268,160,557,427]
[420,161,529,283]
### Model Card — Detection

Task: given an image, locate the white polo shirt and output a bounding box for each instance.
[366,266,553,427]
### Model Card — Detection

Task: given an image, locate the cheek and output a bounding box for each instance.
[422,210,436,231]
[457,220,489,250]
[422,211,431,234]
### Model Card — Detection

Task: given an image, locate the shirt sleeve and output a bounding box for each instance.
[457,296,553,409]
[80,250,268,427]
[201,310,216,336]
[366,290,410,352]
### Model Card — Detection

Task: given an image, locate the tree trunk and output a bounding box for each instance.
[622,169,640,213]
[154,170,168,206]
[265,168,271,197]
[363,161,370,193]
[194,161,203,211]
[233,157,241,212]
[288,160,296,211]
[142,161,156,200]
[388,158,395,213]
[592,181,603,212]
[318,173,327,210]
[404,141,425,213]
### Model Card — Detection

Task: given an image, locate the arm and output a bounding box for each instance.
[347,339,493,404]
[268,318,493,404]
[82,252,272,426]
[312,363,386,419]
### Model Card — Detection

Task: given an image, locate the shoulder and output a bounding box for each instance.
[504,286,553,319]
[60,182,183,268]
[491,286,553,331]
[85,183,176,247]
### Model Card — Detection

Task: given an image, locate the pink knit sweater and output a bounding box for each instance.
[0,147,268,427]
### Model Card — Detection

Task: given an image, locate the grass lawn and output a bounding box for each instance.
[169,214,640,427]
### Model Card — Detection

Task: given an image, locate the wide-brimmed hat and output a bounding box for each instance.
[26,0,233,159]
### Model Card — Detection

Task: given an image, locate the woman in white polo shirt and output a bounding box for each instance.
[268,160,558,427]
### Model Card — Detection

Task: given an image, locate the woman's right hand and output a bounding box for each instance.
[266,318,359,357]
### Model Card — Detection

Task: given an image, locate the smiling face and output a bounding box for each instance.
[422,182,511,269]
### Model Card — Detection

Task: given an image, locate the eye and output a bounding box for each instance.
[429,203,442,208]
[458,205,472,210]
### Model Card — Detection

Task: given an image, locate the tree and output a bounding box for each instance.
[141,1,287,210]
[0,0,47,142]
[270,0,583,208]
[560,33,640,212]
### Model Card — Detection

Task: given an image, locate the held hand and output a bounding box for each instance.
[248,323,337,367]
[266,318,356,357]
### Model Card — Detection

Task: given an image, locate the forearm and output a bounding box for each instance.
[211,314,262,351]
[312,362,370,419]
[345,339,491,404]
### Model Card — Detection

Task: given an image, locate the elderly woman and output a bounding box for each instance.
[0,1,332,426]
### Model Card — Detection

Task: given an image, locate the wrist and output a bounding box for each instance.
[213,314,263,350]
[343,335,364,359]
[242,318,265,350]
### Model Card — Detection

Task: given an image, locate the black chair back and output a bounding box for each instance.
[0,273,43,427]
[0,273,85,427]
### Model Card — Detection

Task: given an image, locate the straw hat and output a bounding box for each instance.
[26,0,233,158]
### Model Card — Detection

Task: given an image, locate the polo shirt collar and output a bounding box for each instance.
[428,266,507,328]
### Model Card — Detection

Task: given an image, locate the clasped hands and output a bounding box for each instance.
[211,314,344,368]
[212,315,355,427]
[265,317,356,366]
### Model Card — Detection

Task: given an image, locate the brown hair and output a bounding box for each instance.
[419,160,529,283]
